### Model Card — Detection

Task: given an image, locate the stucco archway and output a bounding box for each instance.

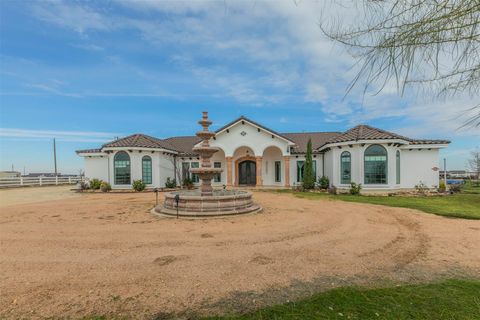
[262,146,284,186]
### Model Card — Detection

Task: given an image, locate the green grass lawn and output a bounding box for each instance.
[278,189,480,219]
[204,279,480,320]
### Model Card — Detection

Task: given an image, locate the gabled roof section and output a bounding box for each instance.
[102,134,177,152]
[215,116,296,144]
[282,132,342,153]
[326,124,411,144]
[163,136,201,156]
[319,124,450,148]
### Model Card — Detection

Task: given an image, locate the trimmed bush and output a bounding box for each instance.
[132,179,146,192]
[165,177,177,188]
[318,176,329,189]
[349,182,362,195]
[90,179,102,190]
[328,185,337,195]
[182,177,194,189]
[439,180,446,192]
[100,182,111,192]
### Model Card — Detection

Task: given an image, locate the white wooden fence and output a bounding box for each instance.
[0,176,84,188]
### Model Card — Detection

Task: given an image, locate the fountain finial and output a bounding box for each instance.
[191,112,222,196]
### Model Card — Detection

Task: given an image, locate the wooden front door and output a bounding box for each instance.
[238,160,256,185]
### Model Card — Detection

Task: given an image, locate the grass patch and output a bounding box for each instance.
[462,180,480,194]
[278,190,480,219]
[205,279,480,320]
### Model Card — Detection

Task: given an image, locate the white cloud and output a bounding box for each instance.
[25,0,480,138]
[0,128,120,143]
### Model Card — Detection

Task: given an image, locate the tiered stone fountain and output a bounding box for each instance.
[156,112,261,218]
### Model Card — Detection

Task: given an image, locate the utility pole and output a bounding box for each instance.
[53,138,57,176]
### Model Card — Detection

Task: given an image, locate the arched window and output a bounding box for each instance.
[364,145,387,184]
[340,151,351,184]
[142,156,152,184]
[114,151,130,185]
[396,150,400,184]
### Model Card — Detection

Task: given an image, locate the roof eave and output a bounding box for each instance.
[101,146,178,154]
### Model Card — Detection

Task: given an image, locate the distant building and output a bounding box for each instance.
[0,171,21,179]
[448,170,477,179]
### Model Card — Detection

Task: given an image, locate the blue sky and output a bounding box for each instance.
[0,0,478,174]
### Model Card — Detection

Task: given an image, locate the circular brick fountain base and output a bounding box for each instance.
[155,190,261,218]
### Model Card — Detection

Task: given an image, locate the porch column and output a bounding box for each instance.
[226,156,233,187]
[284,156,290,187]
[255,156,263,186]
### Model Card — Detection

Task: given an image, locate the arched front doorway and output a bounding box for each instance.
[238,160,256,185]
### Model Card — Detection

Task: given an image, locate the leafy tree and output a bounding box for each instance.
[321,0,480,127]
[467,149,480,179]
[303,139,316,189]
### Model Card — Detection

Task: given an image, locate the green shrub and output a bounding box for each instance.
[100,182,111,192]
[349,182,362,195]
[415,181,429,195]
[90,179,102,190]
[438,180,446,192]
[132,179,146,192]
[318,176,329,189]
[182,177,194,189]
[450,184,462,193]
[79,181,90,190]
[165,177,177,188]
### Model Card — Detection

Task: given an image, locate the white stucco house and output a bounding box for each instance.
[76,116,449,192]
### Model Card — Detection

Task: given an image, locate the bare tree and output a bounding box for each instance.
[321,0,480,126]
[467,148,480,179]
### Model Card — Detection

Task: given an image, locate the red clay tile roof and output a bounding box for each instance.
[163,136,201,156]
[102,134,177,151]
[322,124,450,147]
[326,125,411,144]
[76,123,449,155]
[282,132,342,153]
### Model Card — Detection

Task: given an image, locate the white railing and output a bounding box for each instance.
[0,176,84,188]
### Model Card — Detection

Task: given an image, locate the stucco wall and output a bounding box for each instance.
[400,148,440,188]
[104,151,175,189]
[84,156,109,182]
[326,143,440,190]
[211,121,290,157]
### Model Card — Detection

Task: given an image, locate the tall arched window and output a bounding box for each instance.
[340,151,351,184]
[114,151,130,185]
[142,156,152,184]
[396,150,400,184]
[364,145,387,184]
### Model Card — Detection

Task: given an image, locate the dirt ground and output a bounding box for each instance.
[0,187,479,319]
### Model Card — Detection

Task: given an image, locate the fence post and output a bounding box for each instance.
[20,177,23,186]
[39,177,43,186]
[55,176,58,185]
[68,177,71,184]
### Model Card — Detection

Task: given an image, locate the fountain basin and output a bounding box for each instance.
[155,190,261,218]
